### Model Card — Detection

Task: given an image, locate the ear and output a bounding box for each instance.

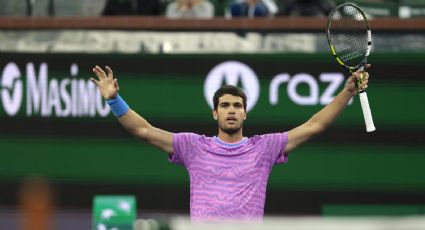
[244,111,247,120]
[212,110,218,120]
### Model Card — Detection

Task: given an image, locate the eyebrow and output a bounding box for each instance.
[219,102,243,106]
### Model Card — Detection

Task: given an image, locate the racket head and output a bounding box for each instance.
[326,2,371,72]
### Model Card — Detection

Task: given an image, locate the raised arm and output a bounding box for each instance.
[285,67,370,153]
[91,66,173,154]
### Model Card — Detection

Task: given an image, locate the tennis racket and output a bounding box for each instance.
[326,2,376,132]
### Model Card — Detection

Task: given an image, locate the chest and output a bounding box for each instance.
[188,144,272,180]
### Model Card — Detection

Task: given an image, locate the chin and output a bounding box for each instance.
[221,126,241,135]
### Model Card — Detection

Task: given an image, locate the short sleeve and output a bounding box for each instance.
[169,132,199,166]
[265,132,289,165]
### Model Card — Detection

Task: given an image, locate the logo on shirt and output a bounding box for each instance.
[204,61,260,112]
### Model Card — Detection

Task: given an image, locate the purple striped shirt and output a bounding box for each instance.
[170,132,288,221]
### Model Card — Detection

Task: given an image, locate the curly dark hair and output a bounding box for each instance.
[213,85,247,111]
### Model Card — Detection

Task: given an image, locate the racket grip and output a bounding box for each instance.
[359,91,376,132]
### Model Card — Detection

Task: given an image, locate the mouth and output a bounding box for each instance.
[226,117,238,123]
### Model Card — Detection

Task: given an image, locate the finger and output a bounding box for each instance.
[349,74,357,83]
[351,71,360,81]
[90,78,99,86]
[364,63,371,69]
[95,65,107,78]
[361,73,369,88]
[360,77,369,90]
[92,66,105,79]
[92,68,103,80]
[364,72,369,80]
[105,66,113,79]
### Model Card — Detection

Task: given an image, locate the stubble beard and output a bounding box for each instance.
[219,122,242,135]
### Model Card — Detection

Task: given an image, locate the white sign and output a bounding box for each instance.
[0,62,109,117]
[204,61,260,112]
[205,61,351,111]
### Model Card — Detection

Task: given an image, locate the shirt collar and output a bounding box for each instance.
[213,136,248,148]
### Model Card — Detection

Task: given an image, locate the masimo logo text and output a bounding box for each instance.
[0,62,109,117]
[204,61,351,111]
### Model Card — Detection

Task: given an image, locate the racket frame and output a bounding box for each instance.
[326,2,376,132]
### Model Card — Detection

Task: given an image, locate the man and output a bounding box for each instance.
[91,65,370,221]
[165,0,214,19]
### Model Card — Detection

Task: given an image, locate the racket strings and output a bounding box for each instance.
[329,5,369,67]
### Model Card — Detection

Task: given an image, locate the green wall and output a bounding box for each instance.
[0,53,424,191]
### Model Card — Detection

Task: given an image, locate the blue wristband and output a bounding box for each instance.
[106,94,129,117]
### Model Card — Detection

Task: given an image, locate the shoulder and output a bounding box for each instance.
[249,133,288,147]
[166,2,179,13]
[167,2,178,9]
[202,1,214,7]
[173,132,209,143]
[250,132,288,140]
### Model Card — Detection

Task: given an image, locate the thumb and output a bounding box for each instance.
[114,79,120,90]
[349,74,358,83]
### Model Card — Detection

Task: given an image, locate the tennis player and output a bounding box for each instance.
[91,65,370,221]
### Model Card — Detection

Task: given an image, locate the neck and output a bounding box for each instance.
[217,129,244,143]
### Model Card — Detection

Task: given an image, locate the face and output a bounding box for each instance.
[213,94,247,135]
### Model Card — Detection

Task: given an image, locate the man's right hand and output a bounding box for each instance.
[91,65,119,100]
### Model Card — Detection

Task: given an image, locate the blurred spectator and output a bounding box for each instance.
[227,0,278,18]
[19,177,55,230]
[0,0,107,17]
[278,0,335,17]
[0,0,37,16]
[54,0,107,17]
[165,0,214,18]
[103,0,161,15]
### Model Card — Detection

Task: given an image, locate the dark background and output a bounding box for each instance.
[1,52,424,216]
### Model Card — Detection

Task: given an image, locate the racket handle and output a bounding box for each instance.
[359,91,376,132]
